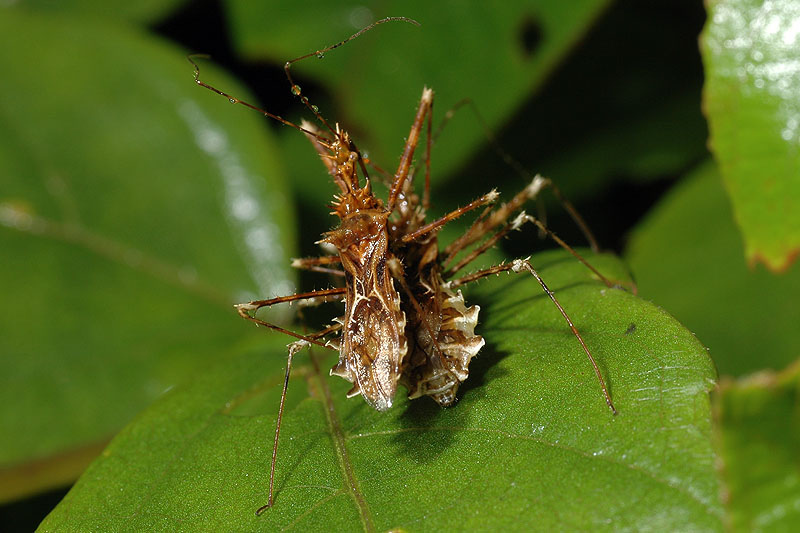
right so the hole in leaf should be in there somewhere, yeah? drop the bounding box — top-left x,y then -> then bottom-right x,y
519,15 -> 543,58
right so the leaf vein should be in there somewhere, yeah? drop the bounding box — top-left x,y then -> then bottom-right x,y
309,351 -> 375,532
0,203 -> 230,306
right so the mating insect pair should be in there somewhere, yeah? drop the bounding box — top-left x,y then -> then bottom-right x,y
191,16 -> 618,514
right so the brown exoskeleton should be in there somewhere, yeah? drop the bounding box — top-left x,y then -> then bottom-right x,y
190,17 -> 618,515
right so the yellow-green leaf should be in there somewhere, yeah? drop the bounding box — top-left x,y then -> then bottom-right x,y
701,0 -> 800,271
714,361 -> 800,531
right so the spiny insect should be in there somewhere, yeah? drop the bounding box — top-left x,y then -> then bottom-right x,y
190,16 -> 619,515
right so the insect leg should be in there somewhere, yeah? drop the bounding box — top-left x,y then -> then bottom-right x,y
290,256 -> 345,277
257,321 -> 343,515
422,86 -> 434,210
508,213 -> 623,289
443,175 -> 550,262
400,189 -> 499,243
449,259 -> 617,415
388,88 -> 435,211
238,291 -> 344,512
236,288 -> 346,348
444,211 -> 618,289
444,212 -> 528,276
431,97 -> 600,252
541,180 -> 600,253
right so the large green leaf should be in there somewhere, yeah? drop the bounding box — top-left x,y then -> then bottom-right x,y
714,361 -> 800,531
39,250 -> 721,531
470,1 -> 709,206
701,0 -> 800,271
625,161 -> 800,377
0,9 -> 294,499
223,0 -> 610,208
13,0 -> 188,24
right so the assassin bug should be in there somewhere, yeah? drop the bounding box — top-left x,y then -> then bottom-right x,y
190,16 -> 619,514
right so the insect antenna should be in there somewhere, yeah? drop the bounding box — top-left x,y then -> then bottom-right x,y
187,54 -> 333,150
283,16 -> 420,137
282,17 -> 419,192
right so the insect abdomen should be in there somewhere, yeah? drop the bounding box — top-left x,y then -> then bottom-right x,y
405,283 -> 484,405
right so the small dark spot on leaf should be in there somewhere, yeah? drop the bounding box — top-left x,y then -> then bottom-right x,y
519,15 -> 543,58
625,323 -> 636,335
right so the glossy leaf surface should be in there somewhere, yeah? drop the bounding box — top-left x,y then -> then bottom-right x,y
39,251 -> 721,531
626,161 -> 800,376
701,0 -> 800,271
0,9 -> 294,500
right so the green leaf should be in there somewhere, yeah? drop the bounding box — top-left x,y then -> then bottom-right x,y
10,0 -> 188,24
714,361 -> 800,531
701,0 -> 800,271
223,0 -> 611,207
0,9 -> 295,499
541,89 -> 708,199
39,250 -> 721,531
625,161 -> 800,377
